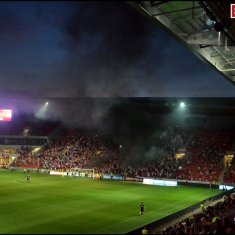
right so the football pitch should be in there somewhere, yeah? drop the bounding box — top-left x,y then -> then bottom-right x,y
0,170 -> 221,234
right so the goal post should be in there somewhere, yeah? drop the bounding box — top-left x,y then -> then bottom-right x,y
75,168 -> 95,180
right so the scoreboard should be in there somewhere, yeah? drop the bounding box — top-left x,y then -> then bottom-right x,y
0,109 -> 12,121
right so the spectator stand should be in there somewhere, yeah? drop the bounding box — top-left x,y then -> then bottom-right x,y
127,188 -> 235,235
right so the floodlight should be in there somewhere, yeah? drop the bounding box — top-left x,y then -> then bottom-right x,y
36,102 -> 49,119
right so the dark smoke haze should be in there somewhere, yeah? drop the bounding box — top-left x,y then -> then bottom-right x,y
58,1 -> 166,97
0,1 -> 234,164
0,96 -> 174,163
0,2 -> 232,97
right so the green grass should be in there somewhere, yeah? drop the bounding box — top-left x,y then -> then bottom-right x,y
0,170 -> 220,234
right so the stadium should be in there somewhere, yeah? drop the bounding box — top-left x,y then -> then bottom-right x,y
0,97 -> 235,234
0,1 -> 235,235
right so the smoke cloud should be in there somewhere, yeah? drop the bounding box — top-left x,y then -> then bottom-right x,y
57,1 -> 167,97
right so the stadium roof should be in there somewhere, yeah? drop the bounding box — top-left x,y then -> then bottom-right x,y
127,1 -> 235,85
129,97 -> 235,115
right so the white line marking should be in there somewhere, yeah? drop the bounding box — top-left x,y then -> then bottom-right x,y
93,190 -> 212,233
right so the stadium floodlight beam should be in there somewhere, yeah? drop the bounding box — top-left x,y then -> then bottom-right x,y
180,102 -> 185,108
36,101 -> 49,119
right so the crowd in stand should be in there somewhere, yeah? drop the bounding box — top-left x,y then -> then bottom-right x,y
160,193 -> 235,234
119,126 -> 190,179
9,126 -> 234,184
159,126 -> 191,157
121,156 -> 178,179
224,166 -> 235,184
177,128 -> 232,182
9,126 -> 186,178
12,146 -> 38,168
15,129 -> 121,172
6,126 -> 235,185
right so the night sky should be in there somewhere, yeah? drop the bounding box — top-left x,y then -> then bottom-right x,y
0,1 -> 234,99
